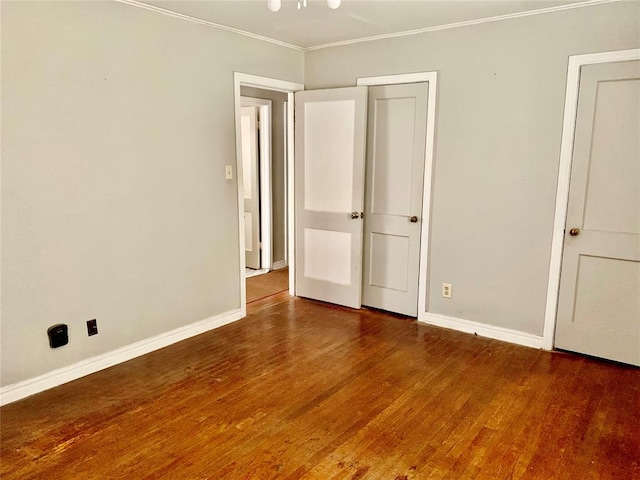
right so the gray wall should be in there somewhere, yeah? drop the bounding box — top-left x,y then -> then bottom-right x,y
240,87 -> 288,266
2,0 -> 638,390
0,1 -> 303,386
305,1 -> 640,336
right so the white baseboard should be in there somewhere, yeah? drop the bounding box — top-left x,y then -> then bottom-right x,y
0,308 -> 244,406
272,260 -> 287,270
419,312 -> 544,349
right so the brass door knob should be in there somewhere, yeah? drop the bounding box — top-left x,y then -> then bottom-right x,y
569,227 -> 580,236
410,216 -> 418,223
350,211 -> 360,219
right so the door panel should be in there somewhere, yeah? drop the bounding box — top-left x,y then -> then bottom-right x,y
371,96 -> 417,216
304,100 -> 356,212
573,256 -> 639,333
242,106 -> 261,270
555,60 -> 640,366
304,228 -> 352,285
362,83 -> 429,317
369,233 -> 410,292
582,77 -> 640,235
295,86 -> 368,309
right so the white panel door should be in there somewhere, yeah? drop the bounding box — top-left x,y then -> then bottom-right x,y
362,83 -> 429,317
241,106 -> 261,270
555,60 -> 640,366
295,87 -> 368,308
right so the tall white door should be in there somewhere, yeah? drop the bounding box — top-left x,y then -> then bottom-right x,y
362,83 -> 429,317
555,60 -> 640,366
294,87 -> 368,308
241,106 -> 261,270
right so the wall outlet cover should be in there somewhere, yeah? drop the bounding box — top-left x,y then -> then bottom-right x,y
87,319 -> 98,336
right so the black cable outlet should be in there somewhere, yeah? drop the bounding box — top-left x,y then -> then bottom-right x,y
48,324 -> 69,348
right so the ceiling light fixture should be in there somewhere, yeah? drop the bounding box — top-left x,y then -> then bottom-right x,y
267,0 -> 281,12
267,0 -> 341,12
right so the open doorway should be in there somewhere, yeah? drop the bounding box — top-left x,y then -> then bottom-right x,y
240,91 -> 288,301
233,73 -> 304,314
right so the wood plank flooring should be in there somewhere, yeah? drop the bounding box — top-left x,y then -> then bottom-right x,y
246,268 -> 289,304
1,293 -> 639,479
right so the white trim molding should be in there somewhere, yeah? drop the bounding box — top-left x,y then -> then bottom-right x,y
286,97 -> 296,295
115,0 -> 303,51
357,71 -> 438,323
307,0 -> 618,51
542,48 -> 640,351
0,309 -> 243,406
421,313 -> 544,350
116,0 -> 616,52
357,72 -> 436,87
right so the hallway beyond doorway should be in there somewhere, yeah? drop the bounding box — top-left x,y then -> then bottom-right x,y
246,267 -> 288,303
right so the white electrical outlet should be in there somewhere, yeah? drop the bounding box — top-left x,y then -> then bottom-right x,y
442,283 -> 452,299
225,165 -> 233,180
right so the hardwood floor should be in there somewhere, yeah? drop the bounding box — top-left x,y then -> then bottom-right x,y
1,293 -> 639,479
246,268 -> 289,303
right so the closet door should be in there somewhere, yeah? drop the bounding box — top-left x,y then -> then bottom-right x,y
362,83 -> 429,317
294,87 -> 368,308
555,60 -> 640,365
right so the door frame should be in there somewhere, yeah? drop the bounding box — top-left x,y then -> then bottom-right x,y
542,48 -> 640,350
357,71 -> 438,320
240,96 -> 273,272
234,73 -> 304,316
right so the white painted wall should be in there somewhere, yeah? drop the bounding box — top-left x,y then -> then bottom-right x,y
0,1 -> 303,387
304,1 -> 640,336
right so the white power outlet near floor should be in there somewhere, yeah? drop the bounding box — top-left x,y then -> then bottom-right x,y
442,283 -> 452,299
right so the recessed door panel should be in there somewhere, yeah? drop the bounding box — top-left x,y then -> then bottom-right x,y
244,213 -> 253,252
371,97 -> 417,216
582,78 -> 640,235
573,256 -> 639,333
304,228 -> 352,285
304,100 -> 356,213
369,233 -> 410,292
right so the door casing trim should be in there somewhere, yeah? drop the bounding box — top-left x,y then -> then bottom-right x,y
357,71 -> 438,320
542,48 -> 640,350
234,73 -> 304,316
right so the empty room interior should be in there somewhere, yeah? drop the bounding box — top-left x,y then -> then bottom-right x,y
1,0 -> 639,478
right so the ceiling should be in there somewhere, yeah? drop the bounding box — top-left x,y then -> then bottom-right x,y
135,0 -> 600,49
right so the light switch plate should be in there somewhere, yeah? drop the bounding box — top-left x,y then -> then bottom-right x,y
225,165 -> 233,180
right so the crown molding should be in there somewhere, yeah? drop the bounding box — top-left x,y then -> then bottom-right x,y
114,0 -> 304,51
305,0 -> 620,51
116,0 -> 619,52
